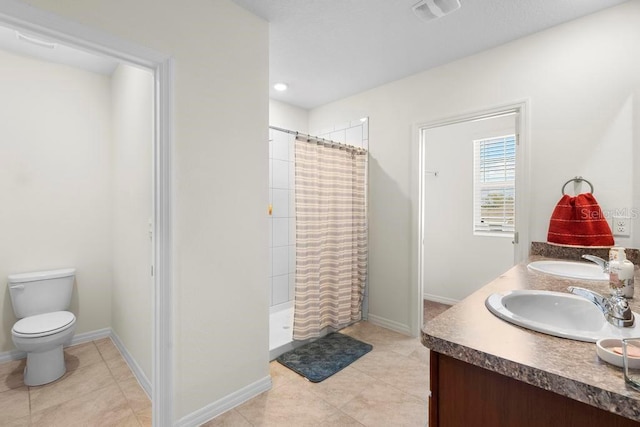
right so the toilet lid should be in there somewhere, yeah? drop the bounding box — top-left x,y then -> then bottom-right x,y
13,311 -> 75,338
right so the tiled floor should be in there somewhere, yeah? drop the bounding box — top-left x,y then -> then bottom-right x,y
0,338 -> 151,426
204,301 -> 451,427
424,300 -> 451,323
0,301 -> 450,427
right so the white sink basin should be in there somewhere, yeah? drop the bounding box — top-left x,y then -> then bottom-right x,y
485,290 -> 640,342
527,260 -> 608,281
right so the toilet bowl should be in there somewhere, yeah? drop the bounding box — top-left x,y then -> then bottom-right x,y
7,268 -> 76,386
11,311 -> 76,386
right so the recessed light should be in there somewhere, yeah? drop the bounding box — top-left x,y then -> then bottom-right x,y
273,83 -> 288,92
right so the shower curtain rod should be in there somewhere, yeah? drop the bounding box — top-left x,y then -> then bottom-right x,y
269,126 -> 367,155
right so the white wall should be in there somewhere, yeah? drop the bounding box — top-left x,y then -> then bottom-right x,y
423,115 -> 515,302
0,48 -> 113,352
269,99 -> 308,133
111,64 -> 153,381
21,0 -> 270,419
309,2 -> 640,330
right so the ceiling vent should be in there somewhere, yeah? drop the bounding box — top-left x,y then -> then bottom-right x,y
412,0 -> 461,21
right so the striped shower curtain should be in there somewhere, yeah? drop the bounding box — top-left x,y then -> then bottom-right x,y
293,137 -> 368,340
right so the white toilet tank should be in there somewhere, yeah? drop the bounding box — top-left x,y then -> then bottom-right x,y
8,268 -> 76,319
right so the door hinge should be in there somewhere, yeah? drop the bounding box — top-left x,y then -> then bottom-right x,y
512,231 -> 519,244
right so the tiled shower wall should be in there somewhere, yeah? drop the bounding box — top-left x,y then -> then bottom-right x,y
268,128 -> 296,309
268,119 -> 369,312
313,118 -> 369,151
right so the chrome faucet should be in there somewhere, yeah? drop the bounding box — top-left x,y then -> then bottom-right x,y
581,254 -> 609,272
568,286 -> 635,327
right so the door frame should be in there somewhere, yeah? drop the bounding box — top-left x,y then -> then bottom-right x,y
410,101 -> 530,337
0,2 -> 174,425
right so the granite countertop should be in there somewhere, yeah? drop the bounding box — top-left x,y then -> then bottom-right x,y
422,256 -> 640,422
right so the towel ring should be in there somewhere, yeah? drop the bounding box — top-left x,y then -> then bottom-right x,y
561,176 -> 594,195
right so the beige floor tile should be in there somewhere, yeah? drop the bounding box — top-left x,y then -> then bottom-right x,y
95,337 -> 123,361
236,380 -> 337,426
349,349 -> 429,401
318,410 -> 365,426
105,354 -> 136,383
340,321 -> 388,342
2,415 -> 31,427
408,344 -> 431,366
31,383 -> 139,427
136,406 -> 152,427
290,366 -> 378,409
64,341 -> 104,372
359,329 -> 420,357
341,382 -> 427,427
0,386 -> 30,423
119,377 -> 151,414
202,409 -> 252,426
0,359 -> 26,392
29,358 -> 116,412
424,300 -> 451,324
269,360 -> 299,389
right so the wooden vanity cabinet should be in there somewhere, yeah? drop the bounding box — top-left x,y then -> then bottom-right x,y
429,352 -> 639,427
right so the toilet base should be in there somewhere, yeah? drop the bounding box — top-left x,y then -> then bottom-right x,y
24,344 -> 66,386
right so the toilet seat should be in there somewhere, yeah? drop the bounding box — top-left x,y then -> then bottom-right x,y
12,311 -> 76,338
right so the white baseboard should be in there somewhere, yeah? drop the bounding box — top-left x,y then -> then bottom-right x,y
110,330 -> 152,398
0,348 -> 25,364
176,376 -> 272,427
366,313 -> 411,336
423,293 -> 459,306
70,327 -> 112,345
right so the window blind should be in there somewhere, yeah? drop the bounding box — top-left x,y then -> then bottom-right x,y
473,135 -> 516,236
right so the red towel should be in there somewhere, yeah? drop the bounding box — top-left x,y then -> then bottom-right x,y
547,193 -> 614,247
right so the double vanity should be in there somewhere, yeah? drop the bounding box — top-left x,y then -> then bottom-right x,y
422,246 -> 640,426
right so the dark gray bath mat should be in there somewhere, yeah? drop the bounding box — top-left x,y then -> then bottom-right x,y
276,332 -> 372,382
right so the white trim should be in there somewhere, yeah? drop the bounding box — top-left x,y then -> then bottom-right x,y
70,327 -> 112,344
153,53 -> 175,427
411,101 -> 531,338
423,293 -> 460,306
111,331 -> 152,398
0,3 -> 175,426
175,376 -> 272,427
366,313 -> 412,336
410,120 -> 425,338
0,349 -> 24,364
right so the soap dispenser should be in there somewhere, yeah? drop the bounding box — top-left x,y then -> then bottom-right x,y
609,247 -> 635,298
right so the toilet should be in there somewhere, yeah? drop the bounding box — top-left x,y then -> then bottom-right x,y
8,268 -> 77,386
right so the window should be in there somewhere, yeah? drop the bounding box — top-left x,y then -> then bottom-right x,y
473,135 -> 516,236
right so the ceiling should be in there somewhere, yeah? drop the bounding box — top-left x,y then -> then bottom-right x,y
231,0 -> 629,110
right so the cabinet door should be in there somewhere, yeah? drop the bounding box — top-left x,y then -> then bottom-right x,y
430,352 -> 638,427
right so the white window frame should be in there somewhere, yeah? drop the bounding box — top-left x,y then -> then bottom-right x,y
473,134 -> 516,237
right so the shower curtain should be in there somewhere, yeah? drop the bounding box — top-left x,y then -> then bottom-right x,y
293,137 -> 368,340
